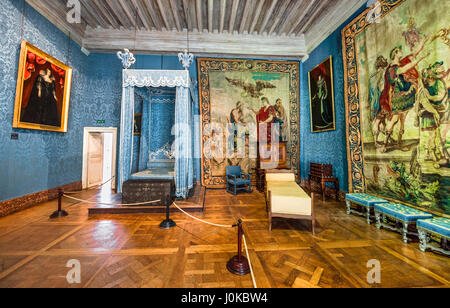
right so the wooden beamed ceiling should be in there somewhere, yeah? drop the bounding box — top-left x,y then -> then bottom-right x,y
25,0 -> 367,58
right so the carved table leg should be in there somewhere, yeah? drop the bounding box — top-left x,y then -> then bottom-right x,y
402,222 -> 409,243
443,238 -> 449,251
375,212 -> 382,229
366,206 -> 371,225
345,200 -> 351,215
418,229 -> 428,252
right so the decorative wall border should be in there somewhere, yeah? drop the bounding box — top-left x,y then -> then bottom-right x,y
197,57 -> 300,188
0,181 -> 82,217
342,0 -> 405,193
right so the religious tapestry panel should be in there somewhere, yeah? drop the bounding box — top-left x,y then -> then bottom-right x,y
198,58 -> 300,188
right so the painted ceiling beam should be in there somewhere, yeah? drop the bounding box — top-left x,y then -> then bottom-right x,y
287,0 -> 316,36
156,0 -> 171,30
278,0 -> 304,35
249,0 -> 265,34
268,0 -> 290,36
208,0 -> 214,33
259,0 -> 278,35
239,0 -> 252,34
219,0 -> 226,33
130,0 -> 154,30
229,0 -> 240,33
195,0 -> 203,32
296,0 -> 329,35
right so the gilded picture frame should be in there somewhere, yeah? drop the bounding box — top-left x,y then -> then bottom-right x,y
308,56 -> 336,133
198,57 -> 300,188
13,41 -> 73,133
342,0 -> 450,217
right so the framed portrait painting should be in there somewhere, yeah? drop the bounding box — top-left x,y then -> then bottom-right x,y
13,41 -> 73,133
308,56 -> 336,133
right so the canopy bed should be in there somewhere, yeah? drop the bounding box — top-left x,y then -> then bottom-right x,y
131,86 -> 176,181
117,49 -> 195,199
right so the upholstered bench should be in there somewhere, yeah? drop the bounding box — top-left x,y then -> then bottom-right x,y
374,203 -> 433,243
345,193 -> 388,224
417,218 -> 450,256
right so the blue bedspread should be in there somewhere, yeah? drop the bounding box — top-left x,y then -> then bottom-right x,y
130,167 -> 175,180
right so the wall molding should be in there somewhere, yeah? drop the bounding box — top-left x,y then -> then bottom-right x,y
0,181 -> 81,217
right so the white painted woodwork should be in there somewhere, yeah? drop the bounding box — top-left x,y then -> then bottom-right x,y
83,28 -> 307,58
87,132 -> 104,187
82,127 -> 117,190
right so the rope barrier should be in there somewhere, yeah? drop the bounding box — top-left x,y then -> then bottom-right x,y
64,177 -> 116,194
172,202 -> 236,228
242,234 -> 257,289
62,194 -> 161,206
61,190 -> 254,285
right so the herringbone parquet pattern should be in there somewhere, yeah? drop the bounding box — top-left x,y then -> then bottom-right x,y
0,187 -> 448,288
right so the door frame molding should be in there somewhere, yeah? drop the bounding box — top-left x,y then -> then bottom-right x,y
82,127 -> 118,190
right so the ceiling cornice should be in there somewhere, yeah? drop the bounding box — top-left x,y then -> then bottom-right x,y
82,29 -> 307,59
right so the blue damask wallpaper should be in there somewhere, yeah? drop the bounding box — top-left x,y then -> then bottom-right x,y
0,0 -> 199,202
1,0 -> 363,203
1,0 -> 87,201
300,6 -> 365,191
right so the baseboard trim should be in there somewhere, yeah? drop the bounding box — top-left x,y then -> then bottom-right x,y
0,181 -> 82,217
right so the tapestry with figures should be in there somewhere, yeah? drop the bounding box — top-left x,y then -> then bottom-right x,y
343,0 -> 449,216
198,58 -> 300,188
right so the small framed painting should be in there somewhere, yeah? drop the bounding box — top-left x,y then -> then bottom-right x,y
13,41 -> 73,132
308,56 -> 336,133
134,113 -> 142,136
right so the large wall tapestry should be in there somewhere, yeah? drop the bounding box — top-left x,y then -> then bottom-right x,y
343,0 -> 449,216
13,41 -> 73,132
198,58 -> 300,188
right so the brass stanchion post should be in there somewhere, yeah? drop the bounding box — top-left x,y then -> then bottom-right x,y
227,219 -> 250,275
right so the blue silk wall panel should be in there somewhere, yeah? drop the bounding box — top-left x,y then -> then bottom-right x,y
300,6 -> 366,192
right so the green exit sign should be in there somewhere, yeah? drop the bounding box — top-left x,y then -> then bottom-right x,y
97,120 -> 105,124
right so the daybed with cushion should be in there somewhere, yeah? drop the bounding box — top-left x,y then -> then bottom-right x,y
265,170 -> 315,234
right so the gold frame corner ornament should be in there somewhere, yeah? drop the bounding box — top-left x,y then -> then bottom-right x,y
13,41 -> 73,133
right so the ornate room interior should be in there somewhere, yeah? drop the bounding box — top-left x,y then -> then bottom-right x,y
0,0 -> 448,289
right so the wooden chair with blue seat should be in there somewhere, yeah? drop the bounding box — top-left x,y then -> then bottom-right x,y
226,166 -> 252,195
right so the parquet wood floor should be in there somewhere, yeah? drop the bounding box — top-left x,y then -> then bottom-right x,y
0,188 -> 448,288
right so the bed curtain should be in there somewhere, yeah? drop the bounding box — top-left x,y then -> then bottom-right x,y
118,69 -> 194,199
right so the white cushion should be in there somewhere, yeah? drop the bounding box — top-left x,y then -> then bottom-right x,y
270,186 -> 311,216
266,173 -> 296,182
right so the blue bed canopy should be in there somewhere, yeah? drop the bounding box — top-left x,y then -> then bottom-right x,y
117,49 -> 195,199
